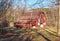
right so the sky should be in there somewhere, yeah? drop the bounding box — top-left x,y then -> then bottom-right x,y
11,0 -> 58,9
0,0 -> 58,9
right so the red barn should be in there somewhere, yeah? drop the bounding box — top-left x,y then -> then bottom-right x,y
14,11 -> 46,28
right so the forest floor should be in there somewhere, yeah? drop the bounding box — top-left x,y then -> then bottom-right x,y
0,26 -> 60,41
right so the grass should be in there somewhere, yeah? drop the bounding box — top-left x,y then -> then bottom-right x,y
44,26 -> 60,36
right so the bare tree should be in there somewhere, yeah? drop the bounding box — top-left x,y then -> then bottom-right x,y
0,0 -> 14,27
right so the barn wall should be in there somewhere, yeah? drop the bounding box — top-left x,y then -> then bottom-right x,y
36,8 -> 59,27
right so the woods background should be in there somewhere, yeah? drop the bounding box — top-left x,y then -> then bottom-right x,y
0,0 -> 59,34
